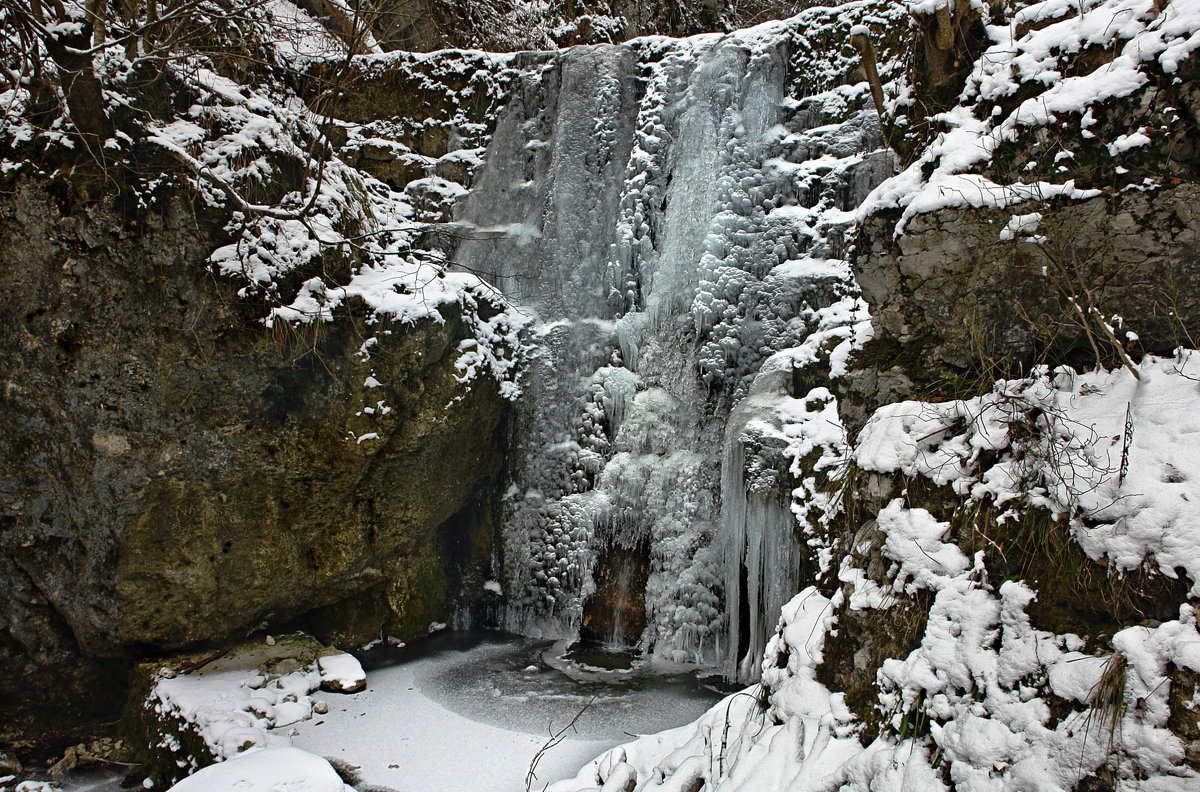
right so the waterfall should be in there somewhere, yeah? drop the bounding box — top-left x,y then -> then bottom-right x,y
451,21 -> 892,678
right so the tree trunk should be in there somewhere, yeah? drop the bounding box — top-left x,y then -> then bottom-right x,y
88,0 -> 108,48
44,27 -> 114,144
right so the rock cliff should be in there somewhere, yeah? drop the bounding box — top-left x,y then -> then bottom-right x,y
0,177 -> 506,746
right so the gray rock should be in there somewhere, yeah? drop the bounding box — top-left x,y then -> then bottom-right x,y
847,185 -> 1200,426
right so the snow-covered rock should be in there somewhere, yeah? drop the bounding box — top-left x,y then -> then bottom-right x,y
317,653 -> 366,694
133,635 -> 360,787
166,747 -> 355,792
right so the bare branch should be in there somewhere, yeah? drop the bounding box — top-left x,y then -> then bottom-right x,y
148,133 -> 328,221
525,693 -> 599,792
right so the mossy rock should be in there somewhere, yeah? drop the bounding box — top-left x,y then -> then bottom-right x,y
0,175 -> 509,747
848,184 -> 1200,425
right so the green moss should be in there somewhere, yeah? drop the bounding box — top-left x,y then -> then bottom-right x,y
133,706 -> 217,790
815,449 -> 1187,748
1168,667 -> 1200,770
847,336 -> 924,376
790,360 -> 832,396
958,502 -> 1188,640
816,593 -> 932,743
121,635 -> 340,789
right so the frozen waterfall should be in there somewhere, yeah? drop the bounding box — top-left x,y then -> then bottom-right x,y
451,24 -> 892,680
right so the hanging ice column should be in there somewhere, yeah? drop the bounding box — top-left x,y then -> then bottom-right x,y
721,411 -> 804,681
450,19 -> 893,677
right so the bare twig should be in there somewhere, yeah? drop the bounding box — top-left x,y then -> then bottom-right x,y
525,693 -> 600,792
177,645 -> 232,674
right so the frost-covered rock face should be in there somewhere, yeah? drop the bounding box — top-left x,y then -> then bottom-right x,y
0,179 -> 507,744
541,0 -> 1200,786
443,7 -> 900,677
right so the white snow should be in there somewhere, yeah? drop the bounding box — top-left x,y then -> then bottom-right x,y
856,354 -> 1200,592
263,0 -> 344,65
860,0 -> 1200,232
316,654 -> 365,693
548,350 -> 1200,792
144,636 -> 721,792
289,639 -> 722,792
147,649 -> 325,773
554,561 -> 1200,792
1108,131 -> 1153,155
292,656 -> 607,791
129,44 -> 536,405
876,500 -> 972,592
12,1 -> 1200,790
167,747 -> 352,792
467,5 -> 895,664
999,211 -> 1043,241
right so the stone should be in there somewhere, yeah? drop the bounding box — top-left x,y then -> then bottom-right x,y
126,633 -> 341,786
271,658 -> 303,676
0,750 -> 22,774
47,745 -> 77,775
0,178 -> 509,747
91,432 -> 131,457
849,185 -> 1200,425
357,141 -> 399,161
317,653 -> 367,694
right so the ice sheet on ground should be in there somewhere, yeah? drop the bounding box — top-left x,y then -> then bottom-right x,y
289,634 -> 723,792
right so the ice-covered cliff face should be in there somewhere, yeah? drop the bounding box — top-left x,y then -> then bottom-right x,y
530,0 -> 1200,785
451,10 -> 895,678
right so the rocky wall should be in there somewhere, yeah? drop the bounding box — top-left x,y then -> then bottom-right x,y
0,177 -> 507,748
845,184 -> 1200,425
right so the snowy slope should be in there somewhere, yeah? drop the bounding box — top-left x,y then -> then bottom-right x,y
549,354 -> 1200,791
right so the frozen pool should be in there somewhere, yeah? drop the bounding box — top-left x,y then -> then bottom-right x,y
289,631 -> 726,792
39,631 -> 724,792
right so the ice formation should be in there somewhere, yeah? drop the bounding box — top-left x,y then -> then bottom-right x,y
517,0 -> 1200,784
451,6 -> 896,677
548,356 -> 1200,792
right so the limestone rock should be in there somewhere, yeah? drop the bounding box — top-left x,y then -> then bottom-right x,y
0,750 -> 22,774
0,179 -> 507,746
316,653 -> 367,694
848,185 -> 1200,425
